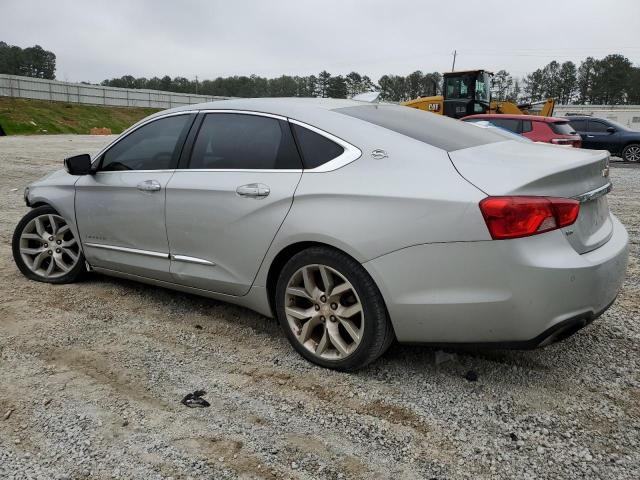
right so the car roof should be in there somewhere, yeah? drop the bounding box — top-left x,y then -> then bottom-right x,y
461,113 -> 568,123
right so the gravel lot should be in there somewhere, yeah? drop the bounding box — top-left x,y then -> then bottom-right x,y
1,135 -> 639,480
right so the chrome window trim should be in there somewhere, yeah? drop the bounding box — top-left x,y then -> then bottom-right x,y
84,242 -> 168,258
197,109 -> 287,121
288,119 -> 362,172
91,110 -> 198,165
171,254 -> 216,266
90,108 -> 361,174
94,169 -> 176,174
572,182 -> 612,203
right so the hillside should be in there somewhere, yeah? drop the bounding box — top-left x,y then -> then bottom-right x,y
0,97 -> 160,135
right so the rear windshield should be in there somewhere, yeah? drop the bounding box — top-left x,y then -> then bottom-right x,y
334,104 -> 505,151
550,122 -> 576,135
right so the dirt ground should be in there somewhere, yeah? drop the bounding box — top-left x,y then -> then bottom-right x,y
1,135 -> 639,480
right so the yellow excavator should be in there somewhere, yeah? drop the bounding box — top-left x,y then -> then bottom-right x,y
401,69 -> 555,119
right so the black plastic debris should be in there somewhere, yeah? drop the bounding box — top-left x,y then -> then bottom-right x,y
194,324 -> 203,330
181,390 -> 210,408
464,370 -> 478,382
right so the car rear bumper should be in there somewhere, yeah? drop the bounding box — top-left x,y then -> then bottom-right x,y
363,214 -> 629,345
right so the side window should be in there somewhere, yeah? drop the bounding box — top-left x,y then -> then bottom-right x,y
291,124 -> 344,169
569,119 -> 587,131
588,121 -> 609,133
189,113 -> 301,169
521,120 -> 533,133
100,115 -> 191,171
489,118 -> 520,133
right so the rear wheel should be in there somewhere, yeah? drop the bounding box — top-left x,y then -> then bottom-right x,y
622,144 -> 640,162
275,246 -> 394,371
12,206 -> 85,284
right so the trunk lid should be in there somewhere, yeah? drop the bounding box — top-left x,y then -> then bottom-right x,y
449,140 -> 612,254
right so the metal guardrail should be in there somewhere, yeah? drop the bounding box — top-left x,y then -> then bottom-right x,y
0,74 -> 231,109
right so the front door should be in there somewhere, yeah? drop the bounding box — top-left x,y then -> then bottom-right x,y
165,112 -> 303,296
583,119 -> 614,151
75,113 -> 194,281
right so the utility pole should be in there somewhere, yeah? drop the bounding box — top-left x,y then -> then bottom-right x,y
451,50 -> 457,71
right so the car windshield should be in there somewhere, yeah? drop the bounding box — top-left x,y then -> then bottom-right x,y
444,74 -> 474,100
475,72 -> 491,103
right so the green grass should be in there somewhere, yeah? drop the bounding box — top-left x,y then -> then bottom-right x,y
0,97 -> 161,135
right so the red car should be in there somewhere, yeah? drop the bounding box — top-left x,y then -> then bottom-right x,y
461,114 -> 582,148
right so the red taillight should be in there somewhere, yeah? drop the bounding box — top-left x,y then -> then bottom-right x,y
479,196 -> 580,240
551,138 -> 573,145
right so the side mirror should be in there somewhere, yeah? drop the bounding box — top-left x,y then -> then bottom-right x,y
606,126 -> 616,134
64,154 -> 92,175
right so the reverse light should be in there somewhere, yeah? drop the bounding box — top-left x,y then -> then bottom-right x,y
479,196 -> 580,240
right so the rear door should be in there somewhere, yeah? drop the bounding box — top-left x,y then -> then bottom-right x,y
165,111 -> 303,296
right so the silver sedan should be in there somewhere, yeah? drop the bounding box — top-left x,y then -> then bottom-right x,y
13,98 -> 629,370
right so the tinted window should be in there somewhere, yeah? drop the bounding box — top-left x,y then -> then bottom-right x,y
189,114 -> 301,169
521,120 -> 532,133
291,124 -> 344,169
549,122 -> 576,135
569,119 -> 587,131
588,121 -> 610,133
336,105 -> 504,151
488,118 -> 520,133
100,115 -> 191,171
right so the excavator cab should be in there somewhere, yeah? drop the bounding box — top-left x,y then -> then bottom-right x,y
442,70 -> 492,118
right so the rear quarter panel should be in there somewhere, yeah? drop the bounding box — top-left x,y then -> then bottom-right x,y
253,123 -> 489,288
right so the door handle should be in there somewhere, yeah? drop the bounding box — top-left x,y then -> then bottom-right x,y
586,135 -> 595,138
137,180 -> 161,192
236,183 -> 270,199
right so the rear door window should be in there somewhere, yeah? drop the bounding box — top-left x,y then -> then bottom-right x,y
521,120 -> 533,133
291,124 -> 344,169
488,118 -> 521,133
189,113 -> 302,170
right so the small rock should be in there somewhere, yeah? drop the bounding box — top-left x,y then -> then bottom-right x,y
291,462 -> 298,469
3,409 -> 13,420
509,433 -> 518,442
464,370 -> 478,382
194,325 -> 203,330
43,398 -> 52,406
121,420 -> 129,427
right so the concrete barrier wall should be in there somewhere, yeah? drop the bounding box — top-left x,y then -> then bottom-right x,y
554,104 -> 640,129
0,74 -> 231,108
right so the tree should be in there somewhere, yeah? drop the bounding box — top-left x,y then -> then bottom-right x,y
0,41 -> 56,79
326,75 -> 347,98
590,54 -> 633,104
557,61 -> 577,104
577,57 -> 597,104
491,70 -> 513,101
316,71 -> 331,97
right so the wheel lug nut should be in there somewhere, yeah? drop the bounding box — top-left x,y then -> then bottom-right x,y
56,248 -> 61,253
56,240 -> 61,245
48,236 -> 54,241
314,304 -> 320,311
48,250 -> 53,255
330,315 -> 337,322
320,295 -> 326,303
331,303 -> 338,310
44,243 -> 48,248
320,316 -> 325,322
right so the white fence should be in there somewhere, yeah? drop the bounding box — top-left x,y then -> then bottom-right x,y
0,74 -> 231,109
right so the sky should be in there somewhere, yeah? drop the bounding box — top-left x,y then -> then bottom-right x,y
2,0 -> 640,83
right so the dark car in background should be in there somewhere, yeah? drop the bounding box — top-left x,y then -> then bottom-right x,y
461,114 -> 582,148
567,116 -> 640,162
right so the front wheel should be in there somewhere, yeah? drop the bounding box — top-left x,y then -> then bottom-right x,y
275,246 -> 394,371
622,144 -> 640,162
12,205 -> 86,284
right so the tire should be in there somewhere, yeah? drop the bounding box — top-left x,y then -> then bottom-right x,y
12,205 -> 86,284
275,246 -> 394,371
622,144 -> 640,162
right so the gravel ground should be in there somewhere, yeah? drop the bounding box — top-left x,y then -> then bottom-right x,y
0,135 -> 639,480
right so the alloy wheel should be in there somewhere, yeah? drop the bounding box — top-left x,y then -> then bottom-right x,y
18,214 -> 81,279
284,264 -> 364,360
625,145 -> 640,162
